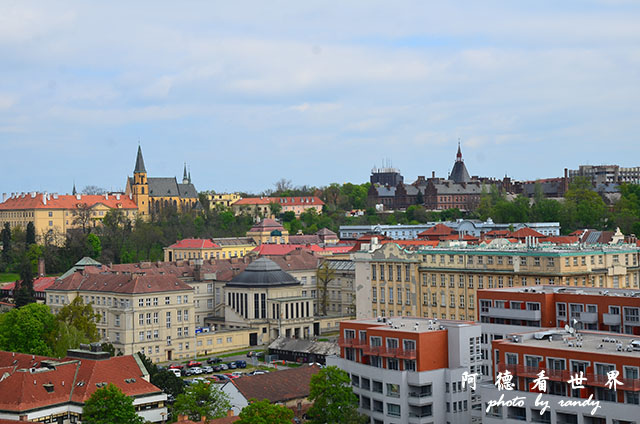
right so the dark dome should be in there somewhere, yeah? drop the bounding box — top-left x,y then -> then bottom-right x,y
227,257 -> 299,287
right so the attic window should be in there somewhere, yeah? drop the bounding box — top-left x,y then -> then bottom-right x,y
43,383 -> 54,393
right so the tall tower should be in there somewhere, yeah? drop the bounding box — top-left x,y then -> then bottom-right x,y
182,163 -> 189,184
132,145 -> 150,217
456,140 -> 463,162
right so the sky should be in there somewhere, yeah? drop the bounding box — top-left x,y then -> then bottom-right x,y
1,0 -> 640,196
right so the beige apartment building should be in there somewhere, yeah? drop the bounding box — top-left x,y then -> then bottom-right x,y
354,239 -> 640,321
46,271 -> 196,363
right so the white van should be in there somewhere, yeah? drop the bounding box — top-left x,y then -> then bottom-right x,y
169,368 -> 181,378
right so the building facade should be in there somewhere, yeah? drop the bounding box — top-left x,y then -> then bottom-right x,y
331,317 -> 482,424
163,237 -> 256,262
481,328 -> 640,424
353,240 -> 640,323
232,196 -> 324,218
0,192 -> 137,242
124,146 -> 199,219
46,270 -> 196,363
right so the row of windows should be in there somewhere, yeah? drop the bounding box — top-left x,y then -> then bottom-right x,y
370,264 -> 413,282
371,286 -> 412,306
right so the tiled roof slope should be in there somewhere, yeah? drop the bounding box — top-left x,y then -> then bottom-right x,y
0,194 -> 137,210
169,239 -> 219,249
48,272 -> 193,294
230,365 -> 319,403
0,351 -> 161,413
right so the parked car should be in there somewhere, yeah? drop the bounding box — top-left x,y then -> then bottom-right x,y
248,370 -> 268,376
202,366 -> 214,374
207,375 -> 221,382
207,357 -> 222,364
187,360 -> 202,368
234,360 -> 247,368
214,374 -> 230,381
169,369 -> 181,378
227,362 -> 237,369
191,377 -> 209,385
169,363 -> 183,370
220,363 -> 229,370
212,364 -> 223,372
230,371 -> 243,378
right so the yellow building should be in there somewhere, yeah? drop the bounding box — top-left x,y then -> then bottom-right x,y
207,193 -> 241,208
163,237 -> 256,262
246,218 -> 289,245
0,192 -> 138,242
354,239 -> 640,322
125,146 -> 199,219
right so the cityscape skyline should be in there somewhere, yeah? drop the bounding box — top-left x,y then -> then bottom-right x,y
2,1 -> 640,194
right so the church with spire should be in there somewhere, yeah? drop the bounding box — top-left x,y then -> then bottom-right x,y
125,146 -> 199,218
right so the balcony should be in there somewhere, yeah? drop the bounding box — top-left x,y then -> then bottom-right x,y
338,337 -> 368,349
623,316 -> 640,326
579,312 -> 598,324
497,364 -> 640,391
602,313 -> 620,326
361,345 -> 417,359
486,307 -> 541,320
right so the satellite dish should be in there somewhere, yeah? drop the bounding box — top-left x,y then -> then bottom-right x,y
564,325 -> 570,332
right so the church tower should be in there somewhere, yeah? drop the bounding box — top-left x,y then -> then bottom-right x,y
132,145 -> 150,217
449,141 -> 471,183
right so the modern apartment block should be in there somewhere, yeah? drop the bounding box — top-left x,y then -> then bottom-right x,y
481,328 -> 640,424
353,240 -> 640,323
330,317 -> 483,424
478,286 -> 640,335
569,164 -> 640,185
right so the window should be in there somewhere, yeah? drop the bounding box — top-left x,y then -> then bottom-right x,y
371,265 -> 376,280
166,312 -> 171,328
372,287 -> 377,302
139,313 -> 144,325
165,296 -> 170,305
386,403 -> 400,417
386,383 -> 400,397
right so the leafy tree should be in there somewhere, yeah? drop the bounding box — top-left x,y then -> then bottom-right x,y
87,233 -> 102,259
138,353 -> 184,399
82,383 -> 144,424
307,366 -> 367,424
562,177 -> 608,231
316,262 -> 335,316
73,203 -> 93,233
0,303 -> 56,355
269,201 -> 282,218
173,381 -> 231,421
14,253 -> 36,307
1,222 -> 11,265
54,296 -> 100,343
26,222 -> 36,245
236,399 -> 294,424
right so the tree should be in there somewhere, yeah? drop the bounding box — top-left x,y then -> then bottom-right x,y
173,381 -> 231,422
82,383 -> 144,424
138,353 -> 184,399
316,262 -> 335,316
54,297 -> 100,343
14,253 -> 36,307
307,366 -> 366,424
0,303 -> 56,356
87,233 -> 102,259
236,399 -> 294,424
26,222 -> 36,245
268,201 -> 282,218
81,185 -> 107,195
1,222 -> 11,264
73,203 -> 93,233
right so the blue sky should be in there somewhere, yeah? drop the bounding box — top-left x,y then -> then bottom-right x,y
1,0 -> 639,195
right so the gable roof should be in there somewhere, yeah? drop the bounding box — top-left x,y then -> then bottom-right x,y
48,272 -> 193,294
0,194 -> 137,211
249,218 -> 285,232
509,227 -> 545,239
169,238 -> 219,249
418,223 -> 455,237
230,365 -> 319,403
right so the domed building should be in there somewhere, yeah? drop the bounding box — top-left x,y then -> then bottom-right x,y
224,257 -> 315,343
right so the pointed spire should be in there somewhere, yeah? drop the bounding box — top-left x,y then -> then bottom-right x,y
188,167 -> 191,184
72,181 -> 77,196
134,145 -> 147,174
456,139 -> 462,162
183,162 -> 187,180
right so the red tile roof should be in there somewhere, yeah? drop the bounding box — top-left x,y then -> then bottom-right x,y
168,238 -> 219,249
48,272 -> 193,294
509,227 -> 545,239
230,365 -> 319,403
541,236 -> 579,244
2,277 -> 56,292
0,351 -> 161,413
417,223 -> 455,237
0,194 -> 137,210
249,218 -> 285,232
381,240 -> 440,247
252,244 -> 299,256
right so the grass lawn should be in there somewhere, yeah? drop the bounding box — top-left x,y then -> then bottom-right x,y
0,273 -> 18,283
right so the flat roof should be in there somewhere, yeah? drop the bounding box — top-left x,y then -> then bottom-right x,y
500,329 -> 640,358
345,316 -> 479,333
480,285 -> 640,297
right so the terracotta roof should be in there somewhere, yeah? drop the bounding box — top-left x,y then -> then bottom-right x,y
48,272 -> 193,294
2,277 -> 56,292
230,365 -> 319,403
541,236 -> 579,244
0,351 -> 161,413
509,227 -> 545,239
418,223 -> 455,237
381,240 -> 440,247
484,230 -> 510,236
169,238 -> 219,249
316,228 -> 337,237
252,244 -> 299,256
0,194 -> 137,210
